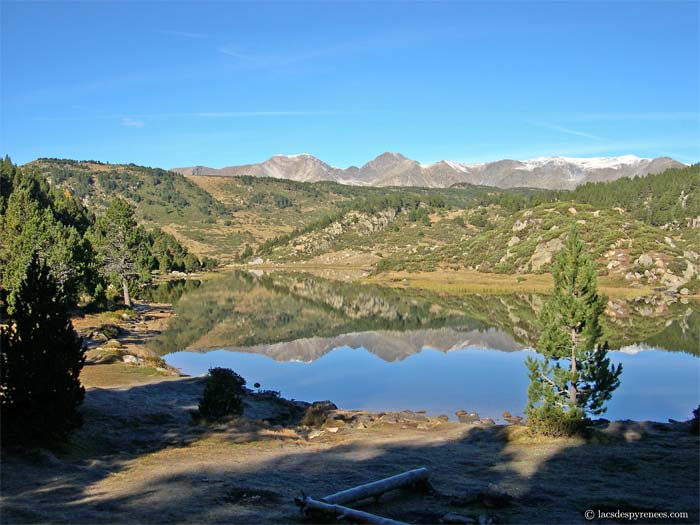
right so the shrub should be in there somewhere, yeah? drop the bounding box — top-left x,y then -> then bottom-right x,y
198,367 -> 246,420
525,405 -> 589,437
690,406 -> 699,435
1,254 -> 86,445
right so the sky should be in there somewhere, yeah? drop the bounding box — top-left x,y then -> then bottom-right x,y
1,1 -> 699,169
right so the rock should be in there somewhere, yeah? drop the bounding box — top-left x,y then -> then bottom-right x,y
507,235 -> 520,247
680,288 -> 690,295
248,257 -> 264,265
417,423 -> 429,430
379,414 -> 399,424
301,401 -> 338,427
607,260 -> 620,270
122,354 -> 140,365
661,272 -> 687,292
355,423 -> 367,430
664,236 -> 677,248
568,207 -> 577,215
441,512 -> 477,524
683,261 -> 696,280
530,237 -> 564,271
576,219 -> 586,225
624,429 -> 644,442
104,339 -> 123,349
636,254 -> 654,267
437,415 -> 450,422
512,220 -> 528,232
326,427 -> 340,433
307,430 -> 324,440
593,210 -> 600,217
457,412 -> 480,424
479,418 -> 496,426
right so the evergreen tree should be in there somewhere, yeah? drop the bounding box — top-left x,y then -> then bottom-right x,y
525,225 -> 622,433
1,254 -> 86,445
0,183 -> 95,311
89,197 -> 141,306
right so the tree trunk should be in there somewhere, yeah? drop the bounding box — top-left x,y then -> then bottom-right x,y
296,497 -> 408,525
322,467 -> 430,505
569,328 -> 578,406
122,278 -> 131,307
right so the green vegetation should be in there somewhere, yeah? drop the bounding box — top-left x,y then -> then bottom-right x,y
525,227 -> 622,436
377,201 -> 698,289
1,157 -> 98,310
1,254 -> 86,445
471,163 -> 700,227
1,157 -> 213,313
27,158 -> 229,259
198,367 -> 246,420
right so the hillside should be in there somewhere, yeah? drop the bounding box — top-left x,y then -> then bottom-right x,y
172,152 -> 684,190
28,158 -> 539,262
22,158 -> 700,293
377,201 -> 698,290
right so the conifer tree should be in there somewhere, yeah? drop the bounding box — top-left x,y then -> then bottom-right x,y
1,254 -> 86,445
89,197 -> 141,306
525,225 -> 622,433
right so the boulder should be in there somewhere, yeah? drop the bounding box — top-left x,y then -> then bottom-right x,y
661,272 -> 686,292
122,354 -> 141,365
530,237 -> 564,271
635,254 -> 654,267
512,220 -> 528,232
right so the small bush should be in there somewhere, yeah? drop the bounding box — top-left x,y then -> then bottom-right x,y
198,367 -> 246,420
690,406 -> 699,435
526,405 -> 589,437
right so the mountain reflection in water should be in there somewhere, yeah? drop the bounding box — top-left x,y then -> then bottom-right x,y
153,271 -> 699,360
157,271 -> 698,421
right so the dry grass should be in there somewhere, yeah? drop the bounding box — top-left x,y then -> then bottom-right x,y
364,269 -> 654,299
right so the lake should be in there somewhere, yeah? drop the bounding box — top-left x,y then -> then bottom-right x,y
157,271 -> 700,422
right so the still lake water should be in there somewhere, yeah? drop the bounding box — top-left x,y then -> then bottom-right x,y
156,272 -> 700,422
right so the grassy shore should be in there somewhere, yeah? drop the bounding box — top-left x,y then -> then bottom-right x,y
234,263 -> 658,299
363,269 -> 657,299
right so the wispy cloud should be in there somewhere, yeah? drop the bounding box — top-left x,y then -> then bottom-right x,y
158,29 -> 209,40
570,111 -> 698,122
120,117 -> 144,127
218,30 -> 427,70
529,121 -> 604,141
32,110 -> 335,123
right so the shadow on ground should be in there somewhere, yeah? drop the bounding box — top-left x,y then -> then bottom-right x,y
2,377 -> 698,524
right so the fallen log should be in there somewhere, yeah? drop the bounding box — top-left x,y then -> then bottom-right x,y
297,496 -> 408,525
322,467 -> 430,505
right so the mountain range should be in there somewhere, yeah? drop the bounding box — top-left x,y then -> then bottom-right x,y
172,153 -> 684,190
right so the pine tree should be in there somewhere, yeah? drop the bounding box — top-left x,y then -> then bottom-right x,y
1,254 -> 86,445
525,225 -> 622,434
89,197 -> 141,306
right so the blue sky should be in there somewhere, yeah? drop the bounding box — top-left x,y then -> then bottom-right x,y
2,1 -> 698,168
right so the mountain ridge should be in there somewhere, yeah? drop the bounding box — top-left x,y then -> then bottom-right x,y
172,153 -> 684,190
